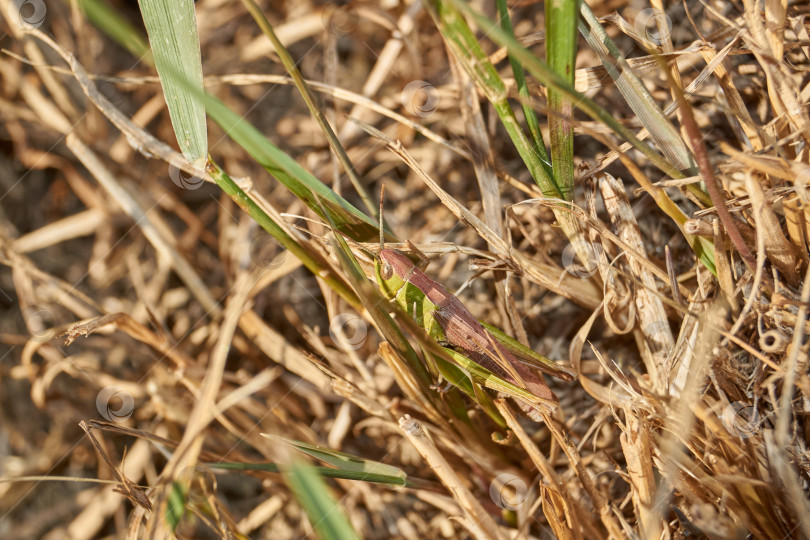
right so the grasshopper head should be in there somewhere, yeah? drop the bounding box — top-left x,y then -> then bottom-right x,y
374,249 -> 411,299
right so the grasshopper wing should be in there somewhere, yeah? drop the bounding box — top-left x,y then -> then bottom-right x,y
480,322 -> 577,381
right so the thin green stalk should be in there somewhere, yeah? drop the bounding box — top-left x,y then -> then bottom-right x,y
578,4 -> 710,207
241,0 -> 378,219
446,0 -> 685,184
495,0 -> 552,181
77,0 -> 151,61
429,1 -> 563,199
211,461 -> 414,487
546,0 -> 579,202
207,160 -> 362,311
284,462 -> 361,540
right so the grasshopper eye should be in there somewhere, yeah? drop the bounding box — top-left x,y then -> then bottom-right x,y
381,261 -> 393,280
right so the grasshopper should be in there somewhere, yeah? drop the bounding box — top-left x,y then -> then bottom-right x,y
373,232 -> 576,421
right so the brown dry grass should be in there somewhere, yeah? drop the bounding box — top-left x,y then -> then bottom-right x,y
1,0 -> 810,538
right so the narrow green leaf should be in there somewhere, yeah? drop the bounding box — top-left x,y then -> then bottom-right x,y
285,462 -> 361,540
429,0 -> 562,199
546,0 -> 579,201
240,0 -> 378,219
77,0 -> 152,61
207,162 -> 362,310
495,0 -> 552,180
578,5 -> 698,175
138,0 -> 207,162
210,461 -> 415,487
165,480 -> 187,532
445,0 -> 685,183
262,435 -> 407,480
199,89 -> 380,241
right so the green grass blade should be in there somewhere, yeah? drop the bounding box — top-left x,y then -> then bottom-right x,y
429,1 -> 562,199
76,0 -> 151,61
165,479 -> 187,532
137,3 -> 379,241
262,435 -> 408,480
207,162 -> 362,310
578,4 -> 694,173
284,462 -> 361,540
138,0 -> 207,162
546,0 -> 579,202
495,0 -> 552,181
210,461 -> 415,488
240,0 -> 378,219
201,91 -> 380,241
445,0 -> 684,183
444,0 -> 718,273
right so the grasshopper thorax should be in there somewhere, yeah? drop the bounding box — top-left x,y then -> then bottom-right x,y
375,249 -> 414,299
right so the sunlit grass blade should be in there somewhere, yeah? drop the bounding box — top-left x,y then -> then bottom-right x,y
495,0 -> 552,181
138,0 -> 207,162
206,162 -> 361,310
78,0 -> 151,61
546,0 -> 579,202
240,0 -> 378,219
284,462 -> 361,540
165,479 -> 187,532
543,0 -> 594,270
429,0 -> 562,199
201,90 -> 381,241
578,4 -> 710,207
429,0 -> 594,270
445,0 -> 685,183
578,4 -> 693,172
444,0 -> 716,273
135,19 -> 381,241
210,461 -> 419,488
261,435 -> 408,480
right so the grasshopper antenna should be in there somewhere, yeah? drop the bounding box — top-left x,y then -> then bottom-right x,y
379,184 -> 386,251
